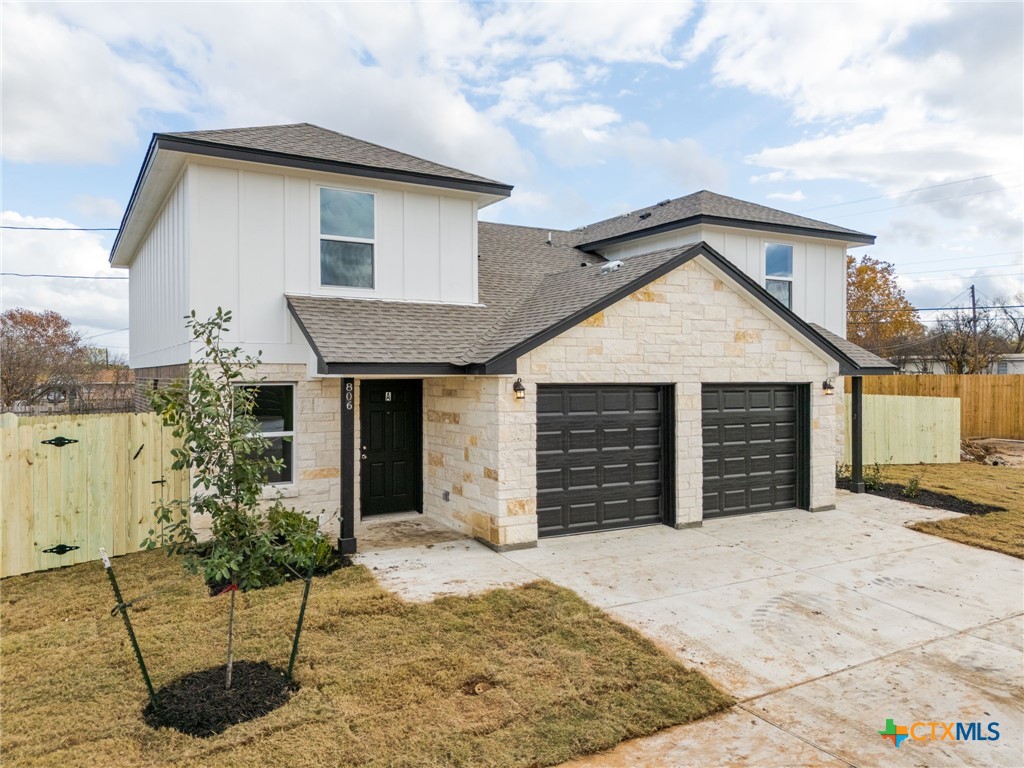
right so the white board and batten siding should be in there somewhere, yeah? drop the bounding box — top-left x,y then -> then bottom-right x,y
844,394 -> 961,465
129,173 -> 191,369
127,159 -> 480,368
597,224 -> 848,336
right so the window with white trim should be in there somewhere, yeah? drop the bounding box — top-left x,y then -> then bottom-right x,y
765,243 -> 794,309
997,361 -> 1009,374
319,187 -> 375,288
244,384 -> 294,484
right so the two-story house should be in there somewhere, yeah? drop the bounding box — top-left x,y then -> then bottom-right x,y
110,123 -> 893,553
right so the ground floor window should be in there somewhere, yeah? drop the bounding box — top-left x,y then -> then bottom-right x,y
243,384 -> 295,484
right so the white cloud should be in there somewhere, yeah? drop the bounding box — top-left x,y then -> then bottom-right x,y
766,191 -> 805,202
692,2 -> 1021,217
0,212 -> 127,337
72,196 -> 125,221
0,4 -> 187,164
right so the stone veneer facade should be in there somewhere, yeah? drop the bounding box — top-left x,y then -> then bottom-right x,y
206,257 -> 840,550
417,256 -> 839,549
190,363 -> 343,539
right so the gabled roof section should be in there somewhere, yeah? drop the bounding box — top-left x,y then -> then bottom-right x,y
161,123 -> 511,193
109,123 -> 512,266
286,223 -> 893,377
573,190 -> 875,250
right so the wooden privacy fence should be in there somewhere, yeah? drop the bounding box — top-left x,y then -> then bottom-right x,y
848,374 -> 1024,440
844,395 -> 961,465
0,412 -> 187,578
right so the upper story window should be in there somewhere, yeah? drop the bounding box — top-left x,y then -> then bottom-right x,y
320,187 -> 375,288
765,243 -> 793,309
242,384 -> 295,485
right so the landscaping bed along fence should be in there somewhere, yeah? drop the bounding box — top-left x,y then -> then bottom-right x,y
0,411 -> 187,578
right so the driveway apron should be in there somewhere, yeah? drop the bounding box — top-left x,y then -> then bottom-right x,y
358,493 -> 1024,767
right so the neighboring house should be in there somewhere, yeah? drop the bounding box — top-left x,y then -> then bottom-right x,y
110,123 -> 893,552
903,354 -> 1024,375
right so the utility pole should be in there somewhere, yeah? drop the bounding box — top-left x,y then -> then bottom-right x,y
970,284 -> 979,373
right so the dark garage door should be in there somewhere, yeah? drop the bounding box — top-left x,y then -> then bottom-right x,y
537,385 -> 671,537
702,384 -> 807,518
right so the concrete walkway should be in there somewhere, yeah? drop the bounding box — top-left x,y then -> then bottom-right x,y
357,492 -> 1024,767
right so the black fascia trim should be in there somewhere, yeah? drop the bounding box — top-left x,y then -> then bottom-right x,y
285,300 -> 329,375
482,244 -> 706,373
577,214 -> 875,252
839,365 -> 897,376
109,134 -> 161,263
325,362 -> 469,375
154,136 -> 514,198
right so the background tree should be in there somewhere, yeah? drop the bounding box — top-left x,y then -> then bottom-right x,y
0,308 -> 89,408
992,292 -> 1024,353
929,306 -> 1006,373
846,255 -> 926,363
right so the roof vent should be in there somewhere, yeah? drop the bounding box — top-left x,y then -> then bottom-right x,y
600,260 -> 624,275
638,212 -> 652,220
656,199 -> 671,206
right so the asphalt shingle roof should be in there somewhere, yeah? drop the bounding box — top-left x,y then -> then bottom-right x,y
164,123 -> 508,188
573,190 -> 873,247
809,324 -> 896,371
287,223 -> 891,374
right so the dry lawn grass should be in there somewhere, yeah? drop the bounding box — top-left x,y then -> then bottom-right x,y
886,463 -> 1024,559
1,550 -> 731,768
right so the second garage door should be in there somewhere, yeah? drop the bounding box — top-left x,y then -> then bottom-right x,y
702,384 -> 808,518
537,385 -> 671,537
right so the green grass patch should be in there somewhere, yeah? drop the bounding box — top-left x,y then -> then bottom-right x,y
1,550 -> 732,767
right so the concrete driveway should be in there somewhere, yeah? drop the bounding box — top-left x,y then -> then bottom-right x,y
357,492 -> 1024,767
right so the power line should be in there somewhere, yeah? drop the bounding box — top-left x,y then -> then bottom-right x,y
898,270 -> 1022,284
893,249 -> 1023,267
796,171 -> 1018,214
1,272 -> 128,280
83,327 -> 129,339
898,261 -> 1023,276
1,225 -> 119,231
828,184 -> 1023,221
848,304 -> 1024,313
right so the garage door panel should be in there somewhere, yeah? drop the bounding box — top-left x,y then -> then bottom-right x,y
702,384 -> 806,519
601,390 -> 633,413
633,389 -> 661,412
538,385 -> 669,537
537,467 -> 563,491
568,391 -> 599,414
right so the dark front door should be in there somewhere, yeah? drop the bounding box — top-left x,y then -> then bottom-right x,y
536,384 -> 672,537
701,384 -> 809,518
360,379 -> 422,516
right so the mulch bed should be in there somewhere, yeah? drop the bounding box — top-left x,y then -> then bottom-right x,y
837,479 -> 1005,515
143,660 -> 297,737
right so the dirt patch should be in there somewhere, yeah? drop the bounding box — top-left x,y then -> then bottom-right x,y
836,478 -> 1004,515
970,438 -> 1024,467
358,518 -> 467,551
143,660 -> 296,737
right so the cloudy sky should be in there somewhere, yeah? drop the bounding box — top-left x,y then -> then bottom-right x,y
2,1 -> 1022,357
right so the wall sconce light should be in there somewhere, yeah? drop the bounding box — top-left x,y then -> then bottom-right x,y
822,378 -> 835,396
513,378 -> 526,400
